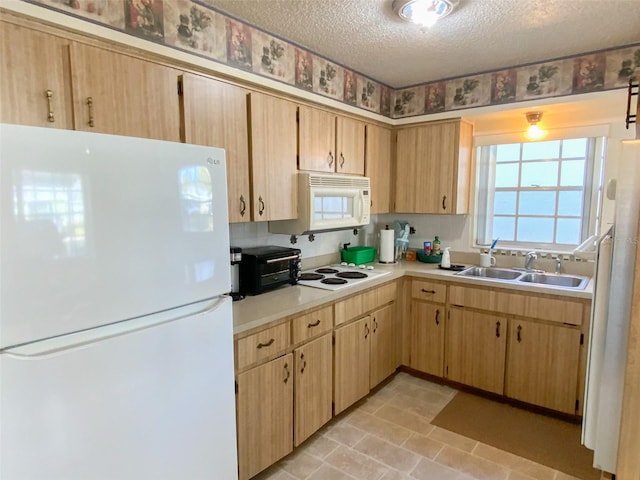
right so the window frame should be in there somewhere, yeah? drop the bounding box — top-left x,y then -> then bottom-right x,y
474,134 -> 606,252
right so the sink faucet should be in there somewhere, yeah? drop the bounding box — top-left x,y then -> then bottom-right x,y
555,256 -> 562,274
524,251 -> 538,270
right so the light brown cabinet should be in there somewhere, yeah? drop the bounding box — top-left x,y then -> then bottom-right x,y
445,308 -> 507,394
293,333 -> 333,446
334,315 -> 371,415
179,73 -> 250,223
370,303 -> 397,388
69,43 -> 181,141
394,118 -> 473,214
297,106 -> 365,175
506,318 -> 582,414
0,22 -> 73,129
248,92 -> 298,221
365,124 -> 392,214
236,354 -> 293,480
410,301 -> 445,377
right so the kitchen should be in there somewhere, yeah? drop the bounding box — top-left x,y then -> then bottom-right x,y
1,2 -> 640,480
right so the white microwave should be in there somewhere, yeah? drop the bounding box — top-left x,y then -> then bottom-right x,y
268,173 -> 371,235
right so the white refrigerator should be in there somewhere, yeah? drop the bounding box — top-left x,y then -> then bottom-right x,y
0,124 -> 238,480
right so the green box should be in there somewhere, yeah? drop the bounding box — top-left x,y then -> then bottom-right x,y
417,250 -> 442,264
341,246 -> 376,265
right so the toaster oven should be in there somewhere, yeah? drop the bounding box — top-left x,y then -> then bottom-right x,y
239,246 -> 301,295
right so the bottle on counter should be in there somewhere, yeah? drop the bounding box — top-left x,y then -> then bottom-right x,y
432,236 -> 441,255
441,247 -> 451,268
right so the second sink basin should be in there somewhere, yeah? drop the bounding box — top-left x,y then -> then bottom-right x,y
456,267 -> 522,280
518,272 -> 589,289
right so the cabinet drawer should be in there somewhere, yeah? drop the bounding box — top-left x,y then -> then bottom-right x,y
377,281 -> 397,306
334,281 -> 397,326
449,285 -> 584,326
412,280 -> 446,303
292,305 -> 333,344
236,323 -> 290,370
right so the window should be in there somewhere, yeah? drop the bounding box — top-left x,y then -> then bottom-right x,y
475,137 -> 604,250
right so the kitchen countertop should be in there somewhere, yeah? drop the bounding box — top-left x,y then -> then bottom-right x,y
233,261 -> 594,336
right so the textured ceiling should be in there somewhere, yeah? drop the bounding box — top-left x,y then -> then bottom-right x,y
203,0 -> 640,88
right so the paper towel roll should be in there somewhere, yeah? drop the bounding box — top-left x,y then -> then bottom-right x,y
379,229 -> 395,263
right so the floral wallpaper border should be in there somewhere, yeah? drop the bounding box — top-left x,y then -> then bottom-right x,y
25,0 -> 640,119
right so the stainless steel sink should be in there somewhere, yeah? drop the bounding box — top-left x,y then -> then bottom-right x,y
455,267 -> 522,280
518,272 -> 589,289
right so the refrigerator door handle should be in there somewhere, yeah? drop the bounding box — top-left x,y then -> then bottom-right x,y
3,296 -> 230,359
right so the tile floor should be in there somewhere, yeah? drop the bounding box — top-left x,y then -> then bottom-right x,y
253,372 -> 596,480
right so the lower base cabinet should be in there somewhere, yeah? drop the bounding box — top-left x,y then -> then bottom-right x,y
445,308 -> 507,394
410,301 -> 445,376
294,334 -> 333,447
334,316 -> 371,415
236,354 -> 293,480
370,303 -> 397,388
506,318 -> 581,414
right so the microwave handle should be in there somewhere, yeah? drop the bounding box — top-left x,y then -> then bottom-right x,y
265,255 -> 299,263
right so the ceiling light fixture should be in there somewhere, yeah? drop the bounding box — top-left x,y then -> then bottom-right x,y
392,0 -> 459,27
525,111 -> 545,140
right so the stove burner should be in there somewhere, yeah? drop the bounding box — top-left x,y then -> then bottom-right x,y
321,277 -> 348,285
299,273 -> 324,281
336,271 -> 368,279
316,268 -> 339,274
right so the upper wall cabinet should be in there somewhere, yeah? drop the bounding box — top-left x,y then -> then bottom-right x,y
365,124 -> 392,214
298,106 -> 365,176
248,92 -> 298,221
69,43 -> 181,141
179,73 -> 250,223
0,22 -> 73,129
394,119 -> 473,214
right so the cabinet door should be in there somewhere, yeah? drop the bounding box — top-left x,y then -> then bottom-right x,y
445,308 -> 507,394
334,316 -> 370,415
370,304 -> 397,388
336,115 -> 365,175
0,22 -> 73,129
506,319 -> 581,414
298,105 -> 335,172
294,334 -> 332,446
69,43 -> 180,141
365,124 -> 392,214
395,120 -> 471,214
248,92 -> 298,221
179,73 -> 250,223
410,301 -> 445,377
236,354 -> 293,480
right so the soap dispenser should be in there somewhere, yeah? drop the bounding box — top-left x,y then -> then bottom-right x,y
441,247 -> 451,268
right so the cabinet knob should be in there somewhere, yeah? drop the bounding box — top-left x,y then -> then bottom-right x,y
339,152 -> 345,168
517,325 -> 522,343
239,195 -> 246,217
435,309 -> 440,326
86,97 -> 95,127
421,288 -> 436,295
328,151 -> 334,167
307,319 -> 321,328
283,362 -> 290,383
364,323 -> 370,339
496,321 -> 501,338
45,90 -> 55,123
442,195 -> 447,211
258,196 -> 265,216
256,338 -> 275,349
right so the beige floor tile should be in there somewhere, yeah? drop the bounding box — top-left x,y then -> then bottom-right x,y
380,470 -> 413,480
374,404 -> 435,435
429,426 -> 478,453
252,465 -> 296,480
410,457 -> 465,480
347,411 -> 413,445
279,450 -> 323,479
301,433 -> 340,459
324,421 -> 368,447
392,381 -> 454,407
307,464 -> 357,480
353,434 -> 421,472
402,432 -> 445,460
435,445 -> 509,480
473,443 -> 555,480
554,473 -> 585,480
325,444 -> 389,479
386,392 -> 444,421
358,395 -> 387,414
508,471 -> 540,480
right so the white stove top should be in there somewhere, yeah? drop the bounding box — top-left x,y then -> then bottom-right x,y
297,263 -> 390,291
